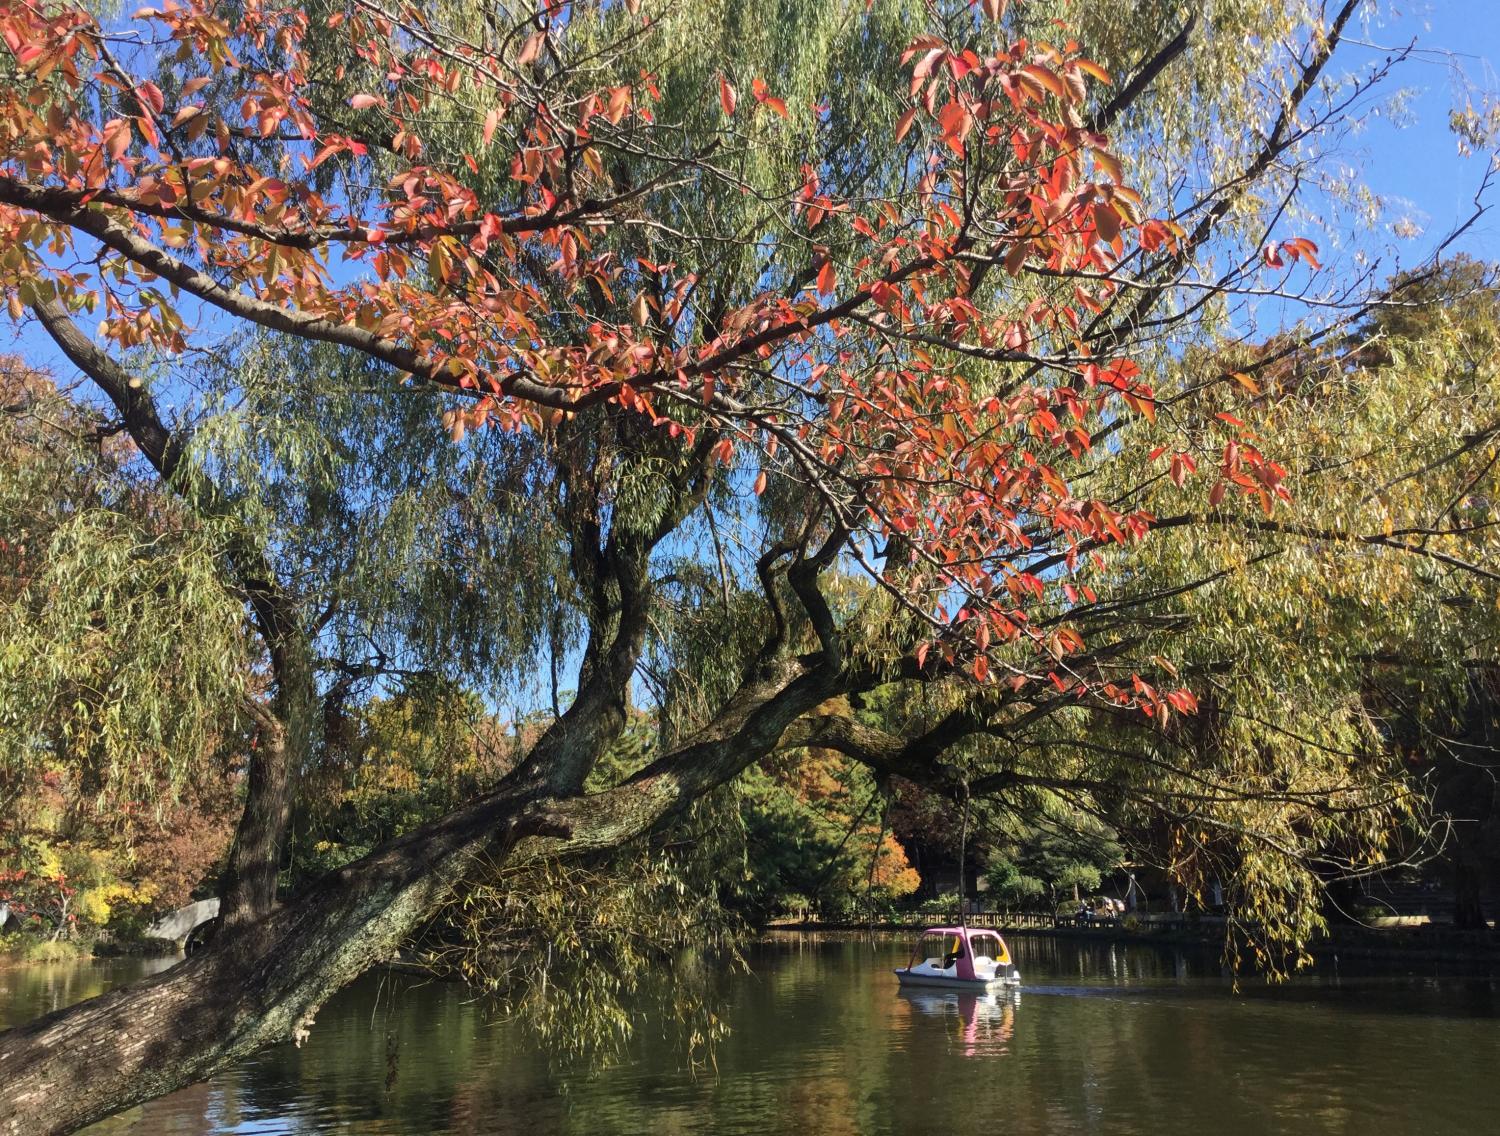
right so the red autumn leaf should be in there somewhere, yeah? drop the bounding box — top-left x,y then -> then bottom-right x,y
136,81 -> 165,115
1283,236 -> 1321,269
816,259 -> 836,297
719,74 -> 737,116
751,77 -> 788,118
910,47 -> 944,82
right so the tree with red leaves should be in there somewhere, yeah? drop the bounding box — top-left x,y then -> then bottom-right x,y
0,1 -> 1489,1130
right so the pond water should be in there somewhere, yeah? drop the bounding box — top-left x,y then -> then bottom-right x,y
4,934 -> 1499,1135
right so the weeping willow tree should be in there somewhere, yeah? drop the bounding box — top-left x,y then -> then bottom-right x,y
0,357 -> 250,848
864,257 -> 1500,964
1017,257 -> 1500,963
0,1 -> 1494,1132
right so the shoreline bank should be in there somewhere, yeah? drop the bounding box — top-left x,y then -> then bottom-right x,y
762,919 -> 1500,964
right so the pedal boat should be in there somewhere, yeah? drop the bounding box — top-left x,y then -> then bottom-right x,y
894,925 -> 1021,990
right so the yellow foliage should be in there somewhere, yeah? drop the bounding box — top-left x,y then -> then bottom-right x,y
76,881 -> 153,927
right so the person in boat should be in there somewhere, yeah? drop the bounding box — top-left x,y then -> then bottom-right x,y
941,936 -> 966,970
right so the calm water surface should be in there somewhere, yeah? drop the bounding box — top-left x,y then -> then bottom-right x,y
3,935 -> 1499,1135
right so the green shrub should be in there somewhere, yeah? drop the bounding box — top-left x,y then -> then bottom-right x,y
20,937 -> 88,963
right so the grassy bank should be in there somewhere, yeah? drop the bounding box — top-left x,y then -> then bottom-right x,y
0,931 -> 178,966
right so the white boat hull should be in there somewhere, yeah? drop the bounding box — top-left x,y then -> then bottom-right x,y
894,967 -> 1021,991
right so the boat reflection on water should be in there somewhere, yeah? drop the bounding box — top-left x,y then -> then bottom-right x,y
897,987 -> 1019,1058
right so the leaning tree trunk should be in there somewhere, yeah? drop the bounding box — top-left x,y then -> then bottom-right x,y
0,654 -> 832,1135
0,795 -> 495,1136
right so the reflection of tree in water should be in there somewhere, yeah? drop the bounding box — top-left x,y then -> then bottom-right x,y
40,942 -> 1500,1136
1009,935 -> 1221,985
230,975 -> 478,1132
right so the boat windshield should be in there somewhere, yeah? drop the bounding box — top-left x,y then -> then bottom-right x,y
968,932 -> 1005,961
916,933 -> 965,966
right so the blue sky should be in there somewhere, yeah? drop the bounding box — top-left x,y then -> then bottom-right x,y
1348,0 -> 1500,260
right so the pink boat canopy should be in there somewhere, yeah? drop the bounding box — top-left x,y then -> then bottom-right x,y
895,925 -> 1019,987
923,926 -> 983,981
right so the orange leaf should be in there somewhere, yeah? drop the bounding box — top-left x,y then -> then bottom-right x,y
1021,64 -> 1067,101
816,260 -> 836,297
1093,201 -> 1120,244
606,85 -> 631,124
719,74 -> 737,116
751,77 -> 788,118
894,107 -> 918,143
1075,58 -> 1112,85
101,118 -> 132,161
